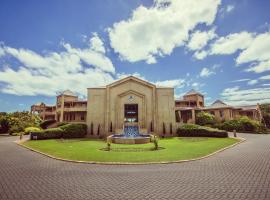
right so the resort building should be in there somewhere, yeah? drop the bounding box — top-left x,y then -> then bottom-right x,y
31,76 -> 262,137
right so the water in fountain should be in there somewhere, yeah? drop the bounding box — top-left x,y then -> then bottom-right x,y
123,125 -> 140,137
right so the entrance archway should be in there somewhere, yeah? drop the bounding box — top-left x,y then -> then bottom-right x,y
124,104 -> 138,122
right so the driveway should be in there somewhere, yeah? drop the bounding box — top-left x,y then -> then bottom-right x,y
0,133 -> 269,200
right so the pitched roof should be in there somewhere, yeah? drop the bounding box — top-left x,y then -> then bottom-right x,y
184,89 -> 203,96
204,99 -> 233,109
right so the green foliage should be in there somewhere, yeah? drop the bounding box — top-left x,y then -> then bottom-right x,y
0,111 -> 40,134
0,116 -> 10,133
152,135 -> 159,150
60,124 -> 87,138
57,122 -> 68,127
106,137 -> 112,151
196,112 -> 216,126
260,103 -> 270,128
177,123 -> 228,138
221,116 -> 261,133
39,119 -> 56,129
30,128 -> 63,140
31,123 -> 87,140
24,127 -> 42,135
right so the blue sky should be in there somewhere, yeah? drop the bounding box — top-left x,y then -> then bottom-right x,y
0,0 -> 270,112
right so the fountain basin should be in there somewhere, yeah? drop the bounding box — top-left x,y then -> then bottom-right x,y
109,134 -> 151,144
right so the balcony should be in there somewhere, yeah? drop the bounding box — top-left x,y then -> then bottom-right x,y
63,106 -> 87,112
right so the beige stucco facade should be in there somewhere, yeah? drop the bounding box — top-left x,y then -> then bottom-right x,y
86,76 -> 175,137
31,77 -> 263,136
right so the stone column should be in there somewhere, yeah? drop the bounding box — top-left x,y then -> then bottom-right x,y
191,109 -> 196,124
60,95 -> 64,122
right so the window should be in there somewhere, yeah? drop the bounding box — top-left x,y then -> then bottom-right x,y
219,110 -> 224,118
81,114 -> 85,121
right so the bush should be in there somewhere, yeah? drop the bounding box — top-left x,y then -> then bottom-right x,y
30,128 -> 63,140
40,119 -> 56,129
30,123 -> 87,140
220,117 -> 260,133
57,122 -> 68,127
196,112 -> 216,126
0,117 -> 9,134
9,124 -> 24,135
177,124 -> 228,138
262,114 -> 270,129
11,132 -> 25,136
24,127 -> 42,135
60,123 -> 87,138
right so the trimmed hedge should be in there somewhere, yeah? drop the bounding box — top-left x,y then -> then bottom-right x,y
30,128 -> 63,140
177,124 -> 228,138
40,119 -> 56,129
24,127 -> 41,135
60,124 -> 87,138
30,123 -> 87,140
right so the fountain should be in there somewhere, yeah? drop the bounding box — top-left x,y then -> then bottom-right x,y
108,123 -> 151,144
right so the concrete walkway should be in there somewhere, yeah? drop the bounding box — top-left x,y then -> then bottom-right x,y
0,133 -> 269,200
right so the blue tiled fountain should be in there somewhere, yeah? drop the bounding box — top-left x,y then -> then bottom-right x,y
109,124 -> 151,144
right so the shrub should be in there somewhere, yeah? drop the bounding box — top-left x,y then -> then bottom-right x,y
262,114 -> 270,129
39,119 -> 56,129
57,122 -> 68,127
30,128 -> 63,140
221,120 -> 242,132
196,112 -> 216,126
221,117 -> 260,133
60,123 -> 87,138
30,123 -> 87,140
239,116 -> 260,132
24,127 -> 42,135
0,117 -> 9,134
177,124 -> 228,138
152,135 -> 159,150
9,124 -> 24,135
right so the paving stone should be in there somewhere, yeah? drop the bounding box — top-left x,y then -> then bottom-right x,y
0,133 -> 269,200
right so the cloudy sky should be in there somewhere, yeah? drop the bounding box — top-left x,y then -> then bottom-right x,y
0,0 -> 270,112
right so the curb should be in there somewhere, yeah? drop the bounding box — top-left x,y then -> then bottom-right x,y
15,137 -> 246,165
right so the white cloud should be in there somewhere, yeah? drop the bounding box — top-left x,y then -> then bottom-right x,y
155,79 -> 185,88
187,29 -> 216,51
260,75 -> 270,80
89,32 -> 106,54
193,50 -> 208,60
109,0 -> 221,63
200,67 -> 215,77
219,4 -> 235,18
247,79 -> 258,85
210,31 -> 255,55
231,78 -> 250,83
226,5 -> 234,13
237,32 -> 270,73
221,86 -> 270,105
191,82 -> 205,88
0,67 -> 114,96
116,72 -> 146,80
0,34 -> 116,96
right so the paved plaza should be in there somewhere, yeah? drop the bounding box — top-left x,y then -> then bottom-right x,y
0,133 -> 270,200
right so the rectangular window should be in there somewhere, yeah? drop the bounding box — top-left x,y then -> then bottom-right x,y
220,110 -> 224,118
81,114 -> 85,121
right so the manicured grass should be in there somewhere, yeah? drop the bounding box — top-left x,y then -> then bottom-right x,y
23,137 -> 239,163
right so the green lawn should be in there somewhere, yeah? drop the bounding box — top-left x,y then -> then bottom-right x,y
23,137 -> 239,163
